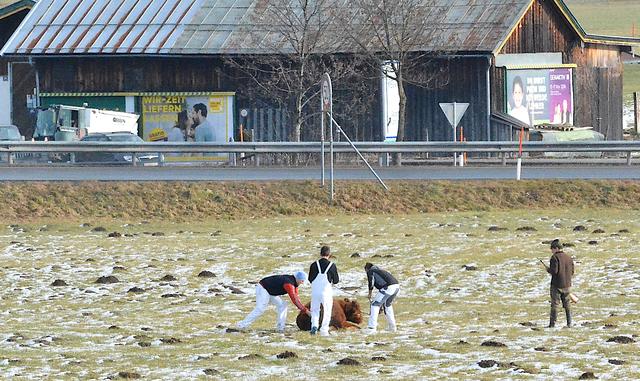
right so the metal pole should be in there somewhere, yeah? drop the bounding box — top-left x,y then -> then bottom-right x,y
30,57 -> 40,108
330,102 -> 334,203
453,102 -> 457,166
634,92 -> 639,137
321,105 -> 325,186
332,117 -> 388,190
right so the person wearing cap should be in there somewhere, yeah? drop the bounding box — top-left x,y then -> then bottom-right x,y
364,262 -> 399,333
237,271 -> 310,332
308,245 -> 340,336
545,239 -> 574,328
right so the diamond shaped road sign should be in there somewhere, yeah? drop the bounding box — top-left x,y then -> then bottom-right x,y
439,102 -> 469,128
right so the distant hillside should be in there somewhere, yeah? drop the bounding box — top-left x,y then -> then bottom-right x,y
565,0 -> 640,38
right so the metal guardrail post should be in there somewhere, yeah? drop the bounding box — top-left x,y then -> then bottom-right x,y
8,152 -> 13,165
501,152 -> 506,166
627,152 -> 632,166
132,153 -> 138,167
70,153 -> 76,164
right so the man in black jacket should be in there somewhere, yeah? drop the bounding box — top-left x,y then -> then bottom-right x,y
237,271 -> 310,332
546,239 -> 575,328
308,245 -> 339,336
365,262 -> 399,333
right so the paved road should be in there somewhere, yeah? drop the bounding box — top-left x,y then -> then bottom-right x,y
1,165 -> 640,181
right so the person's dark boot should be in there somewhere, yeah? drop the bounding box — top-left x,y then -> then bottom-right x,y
565,309 -> 572,328
548,310 -> 557,328
310,326 -> 318,335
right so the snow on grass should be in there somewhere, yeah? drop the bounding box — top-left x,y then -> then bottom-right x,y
1,210 -> 640,379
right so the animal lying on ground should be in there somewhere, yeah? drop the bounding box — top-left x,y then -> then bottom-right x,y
296,298 -> 363,331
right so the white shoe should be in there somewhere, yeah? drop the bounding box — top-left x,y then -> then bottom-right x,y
364,327 -> 377,334
320,330 -> 330,337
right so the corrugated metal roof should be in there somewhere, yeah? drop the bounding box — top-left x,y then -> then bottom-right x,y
3,0 -> 631,57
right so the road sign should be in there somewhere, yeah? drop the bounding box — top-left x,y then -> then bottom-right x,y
439,102 -> 469,128
321,73 -> 332,113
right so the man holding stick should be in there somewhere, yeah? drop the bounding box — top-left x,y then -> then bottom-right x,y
542,239 -> 575,328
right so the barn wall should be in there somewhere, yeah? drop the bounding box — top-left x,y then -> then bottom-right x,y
496,0 -> 624,139
406,57 -> 491,142
37,57 -> 228,93
1,9 -> 36,135
36,56 -> 381,142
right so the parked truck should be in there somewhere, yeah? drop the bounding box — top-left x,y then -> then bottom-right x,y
34,104 -> 139,141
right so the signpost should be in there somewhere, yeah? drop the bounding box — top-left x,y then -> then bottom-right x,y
320,73 -> 388,203
439,102 -> 469,166
321,73 -> 333,201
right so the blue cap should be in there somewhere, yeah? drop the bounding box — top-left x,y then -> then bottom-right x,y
294,271 -> 307,282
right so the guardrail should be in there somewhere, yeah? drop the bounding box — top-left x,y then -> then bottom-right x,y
1,141 -> 639,165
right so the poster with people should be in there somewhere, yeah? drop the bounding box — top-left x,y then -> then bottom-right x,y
506,68 -> 573,126
141,92 -> 235,161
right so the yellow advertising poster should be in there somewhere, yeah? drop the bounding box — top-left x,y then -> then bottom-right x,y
209,97 -> 224,113
140,92 -> 235,161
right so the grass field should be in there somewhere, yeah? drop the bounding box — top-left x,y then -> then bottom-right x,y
1,210 -> 639,380
624,64 -> 640,103
566,0 -> 640,38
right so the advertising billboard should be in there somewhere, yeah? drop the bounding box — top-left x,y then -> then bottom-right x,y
505,68 -> 573,126
141,92 -> 235,161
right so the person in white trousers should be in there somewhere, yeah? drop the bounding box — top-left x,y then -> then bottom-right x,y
237,272 -> 310,332
309,246 -> 340,336
365,262 -> 399,333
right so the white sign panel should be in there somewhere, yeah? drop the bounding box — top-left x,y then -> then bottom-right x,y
321,73 -> 332,113
439,102 -> 469,128
381,61 -> 400,142
0,76 -> 10,125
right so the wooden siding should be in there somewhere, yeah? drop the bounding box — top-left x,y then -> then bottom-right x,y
496,0 -> 625,139
38,56 -> 382,142
38,58 -> 228,93
1,9 -> 36,135
406,57 -> 491,142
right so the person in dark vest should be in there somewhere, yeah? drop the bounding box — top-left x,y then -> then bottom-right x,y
308,245 -> 340,336
546,239 -> 574,328
237,271 -> 310,332
364,262 -> 399,333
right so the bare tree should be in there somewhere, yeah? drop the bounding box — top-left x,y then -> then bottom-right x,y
226,0 -> 371,143
338,0 -> 448,162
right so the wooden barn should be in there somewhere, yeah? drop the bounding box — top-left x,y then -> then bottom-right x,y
0,0 -> 35,134
1,0 -> 638,142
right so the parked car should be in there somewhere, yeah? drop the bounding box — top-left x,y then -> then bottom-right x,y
0,125 -> 27,163
0,125 -> 23,141
76,132 -> 158,164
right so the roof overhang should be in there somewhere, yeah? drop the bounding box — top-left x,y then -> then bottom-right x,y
0,0 -> 34,21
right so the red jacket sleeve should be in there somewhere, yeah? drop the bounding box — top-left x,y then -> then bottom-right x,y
283,283 -> 308,313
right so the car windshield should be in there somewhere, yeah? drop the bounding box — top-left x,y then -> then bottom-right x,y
0,126 -> 21,140
109,134 -> 143,142
34,109 -> 56,138
82,135 -> 109,141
